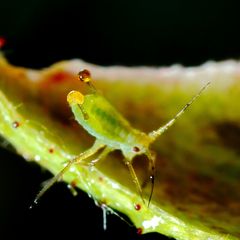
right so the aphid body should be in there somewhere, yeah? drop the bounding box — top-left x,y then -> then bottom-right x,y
34,69 -> 210,206
68,91 -> 152,159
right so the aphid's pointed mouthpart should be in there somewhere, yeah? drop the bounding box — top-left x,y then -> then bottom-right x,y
67,90 -> 84,105
148,81 -> 211,141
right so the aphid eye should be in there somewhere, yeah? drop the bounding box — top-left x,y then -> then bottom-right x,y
133,146 -> 140,152
78,69 -> 91,83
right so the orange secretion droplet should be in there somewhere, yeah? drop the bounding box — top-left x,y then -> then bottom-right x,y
134,203 -> 141,211
78,69 -> 91,83
0,37 -> 6,48
12,121 -> 20,128
137,228 -> 143,235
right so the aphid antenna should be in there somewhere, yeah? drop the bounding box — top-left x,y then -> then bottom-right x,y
148,81 -> 211,141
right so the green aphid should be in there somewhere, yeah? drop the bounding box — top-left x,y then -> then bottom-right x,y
34,69 -> 210,206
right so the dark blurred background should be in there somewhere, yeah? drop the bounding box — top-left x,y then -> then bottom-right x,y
0,0 -> 240,239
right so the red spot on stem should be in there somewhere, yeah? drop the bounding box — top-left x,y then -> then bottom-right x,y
137,228 -> 143,235
48,148 -> 54,153
134,203 -> 141,211
0,37 -> 6,48
98,176 -> 104,182
70,180 -> 77,188
12,121 -> 20,128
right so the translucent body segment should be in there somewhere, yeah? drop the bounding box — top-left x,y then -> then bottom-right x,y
69,92 -> 152,154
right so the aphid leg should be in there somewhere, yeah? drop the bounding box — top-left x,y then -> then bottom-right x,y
32,140 -> 105,205
82,147 -> 113,198
149,81 -> 210,140
146,151 -> 156,207
87,147 -> 113,170
124,159 -> 145,205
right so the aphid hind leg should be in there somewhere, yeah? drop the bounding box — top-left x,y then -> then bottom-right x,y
146,151 -> 156,207
123,159 -> 145,205
32,140 -> 105,205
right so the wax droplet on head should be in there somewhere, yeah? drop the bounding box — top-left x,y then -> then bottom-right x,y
12,121 -> 20,128
78,69 -> 91,83
134,203 -> 141,211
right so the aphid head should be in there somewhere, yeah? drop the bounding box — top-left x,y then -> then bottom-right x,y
67,90 -> 85,105
67,90 -> 89,120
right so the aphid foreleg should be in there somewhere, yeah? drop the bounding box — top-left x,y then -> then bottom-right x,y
124,159 -> 145,204
149,81 -> 210,140
32,140 -> 105,205
88,147 -> 113,170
